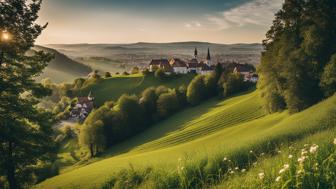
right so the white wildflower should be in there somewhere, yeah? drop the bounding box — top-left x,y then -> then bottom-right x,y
223,157 -> 228,161
304,144 -> 309,148
180,166 -> 184,171
230,170 -> 234,174
278,150 -> 282,154
309,144 -> 319,154
301,149 -> 308,156
258,172 -> 265,180
288,154 -> 293,159
298,156 -> 306,164
283,164 -> 289,169
279,168 -> 286,174
250,150 -> 253,153
261,153 -> 265,156
275,176 -> 281,182
241,169 -> 246,173
333,138 -> 336,145
235,167 -> 239,170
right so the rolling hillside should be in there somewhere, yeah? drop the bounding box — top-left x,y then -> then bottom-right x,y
35,92 -> 336,189
78,74 -> 195,106
34,46 -> 92,83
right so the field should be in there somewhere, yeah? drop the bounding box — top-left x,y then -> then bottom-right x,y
78,74 -> 195,106
35,91 -> 336,189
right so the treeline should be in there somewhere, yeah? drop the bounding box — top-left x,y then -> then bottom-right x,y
258,0 -> 336,113
79,65 -> 253,157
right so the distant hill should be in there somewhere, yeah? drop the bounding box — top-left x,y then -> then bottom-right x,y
34,46 -> 92,83
45,42 -> 262,73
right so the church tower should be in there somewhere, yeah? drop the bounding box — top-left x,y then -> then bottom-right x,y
194,47 -> 198,59
206,48 -> 211,66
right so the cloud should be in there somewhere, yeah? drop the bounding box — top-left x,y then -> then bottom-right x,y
206,0 -> 283,30
184,21 -> 202,30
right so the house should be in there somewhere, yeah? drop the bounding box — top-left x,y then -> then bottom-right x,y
149,59 -> 170,72
233,65 -> 258,82
70,92 -> 94,122
169,58 -> 188,74
148,47 -> 215,75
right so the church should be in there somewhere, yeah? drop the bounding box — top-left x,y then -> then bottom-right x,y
148,48 -> 215,75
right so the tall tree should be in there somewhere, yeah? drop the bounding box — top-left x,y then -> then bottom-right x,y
258,0 -> 336,113
0,0 -> 56,188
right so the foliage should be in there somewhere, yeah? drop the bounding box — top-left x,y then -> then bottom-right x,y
79,120 -> 106,158
104,72 -> 112,78
186,75 -> 207,105
155,68 -> 166,80
258,0 -> 336,113
0,0 -> 57,188
320,54 -> 336,97
222,73 -> 246,97
131,66 -> 140,74
157,91 -> 180,118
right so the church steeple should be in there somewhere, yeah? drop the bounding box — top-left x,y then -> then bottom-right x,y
194,47 -> 198,59
206,48 -> 211,60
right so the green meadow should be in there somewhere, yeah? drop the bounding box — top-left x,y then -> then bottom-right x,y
78,74 -> 195,106
35,91 -> 336,189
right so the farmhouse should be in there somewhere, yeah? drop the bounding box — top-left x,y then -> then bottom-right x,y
70,92 -> 95,122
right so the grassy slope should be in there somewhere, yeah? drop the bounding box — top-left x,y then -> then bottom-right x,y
79,74 -> 195,106
34,46 -> 92,83
36,92 -> 336,189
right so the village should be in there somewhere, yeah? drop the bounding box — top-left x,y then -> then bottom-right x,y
69,48 -> 259,122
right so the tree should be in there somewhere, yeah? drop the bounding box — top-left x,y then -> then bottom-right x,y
154,68 -> 166,80
79,120 -> 106,158
187,75 -> 206,105
104,72 -> 112,78
320,54 -> 336,97
258,0 -> 336,113
139,87 -> 158,121
0,1 -> 56,188
204,73 -> 217,97
157,92 -> 179,118
223,73 -> 245,97
131,66 -> 140,74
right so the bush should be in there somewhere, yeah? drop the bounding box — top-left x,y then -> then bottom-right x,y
222,73 -> 245,97
187,75 -> 206,105
157,91 -> 179,118
79,120 -> 106,158
123,71 -> 130,76
104,72 -> 112,78
140,87 -> 158,120
131,67 -> 140,74
155,68 -> 166,80
142,68 -> 151,76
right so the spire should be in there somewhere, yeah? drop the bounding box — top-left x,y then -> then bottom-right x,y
194,47 -> 198,59
206,48 -> 211,60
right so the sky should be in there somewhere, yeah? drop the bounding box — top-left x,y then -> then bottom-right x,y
36,0 -> 283,44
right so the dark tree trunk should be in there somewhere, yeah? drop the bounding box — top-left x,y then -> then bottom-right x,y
90,143 -> 94,158
6,142 -> 19,189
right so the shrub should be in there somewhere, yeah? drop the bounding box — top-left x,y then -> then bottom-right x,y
140,87 -> 158,120
223,73 -> 245,97
187,75 -> 206,105
142,68 -> 151,76
155,68 -> 166,80
157,91 -> 179,118
131,67 -> 140,74
104,72 -> 112,78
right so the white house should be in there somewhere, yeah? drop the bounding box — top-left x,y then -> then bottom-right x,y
169,58 -> 188,74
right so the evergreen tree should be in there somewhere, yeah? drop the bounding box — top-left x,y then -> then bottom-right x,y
0,0 -> 56,188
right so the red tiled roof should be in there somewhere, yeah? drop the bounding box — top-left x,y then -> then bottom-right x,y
170,58 -> 187,67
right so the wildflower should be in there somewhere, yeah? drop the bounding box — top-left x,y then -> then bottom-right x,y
304,144 -> 309,148
301,149 -> 308,156
250,150 -> 253,153
261,153 -> 265,156
283,164 -> 289,169
241,169 -> 246,173
223,157 -> 228,161
333,138 -> 336,145
297,169 -> 304,174
278,150 -> 282,154
275,176 -> 281,182
230,170 -> 234,174
309,144 -> 319,154
298,156 -> 306,164
258,172 -> 265,180
180,166 -> 184,171
279,168 -> 285,174
235,167 -> 239,170
288,154 -> 293,159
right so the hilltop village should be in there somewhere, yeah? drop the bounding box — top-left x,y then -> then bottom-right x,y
148,48 -> 258,82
